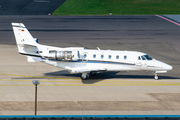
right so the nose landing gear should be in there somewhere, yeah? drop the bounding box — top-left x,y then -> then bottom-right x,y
153,71 -> 158,80
154,74 -> 158,80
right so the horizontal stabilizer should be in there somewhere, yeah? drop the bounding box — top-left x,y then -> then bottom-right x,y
27,56 -> 43,62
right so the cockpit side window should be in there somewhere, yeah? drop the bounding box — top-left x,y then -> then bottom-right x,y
138,56 -> 141,60
141,56 -> 146,60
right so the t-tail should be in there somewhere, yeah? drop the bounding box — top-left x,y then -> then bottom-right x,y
12,23 -> 39,54
12,23 -> 42,62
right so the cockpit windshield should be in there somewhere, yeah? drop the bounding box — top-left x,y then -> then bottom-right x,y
139,55 -> 153,60
143,55 -> 153,60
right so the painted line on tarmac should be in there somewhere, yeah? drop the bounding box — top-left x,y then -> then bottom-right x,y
1,79 -> 180,86
156,15 -> 180,26
0,73 -> 80,80
1,73 -> 180,86
1,115 -> 179,118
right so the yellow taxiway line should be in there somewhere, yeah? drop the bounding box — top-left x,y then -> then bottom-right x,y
0,73 -> 180,86
0,73 -> 80,80
0,78 -> 180,86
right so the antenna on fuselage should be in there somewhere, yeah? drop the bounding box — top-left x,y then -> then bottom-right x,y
97,47 -> 100,50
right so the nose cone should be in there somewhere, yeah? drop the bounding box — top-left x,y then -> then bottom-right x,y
155,60 -> 173,71
165,64 -> 173,71
160,61 -> 173,71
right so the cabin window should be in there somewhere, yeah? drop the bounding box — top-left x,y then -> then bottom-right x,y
93,54 -> 96,58
116,55 -> 119,59
108,55 -> 111,59
124,55 -> 127,60
138,56 -> 141,60
101,55 -> 104,59
84,54 -> 87,58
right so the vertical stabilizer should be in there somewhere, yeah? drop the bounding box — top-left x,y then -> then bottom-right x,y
12,23 -> 38,53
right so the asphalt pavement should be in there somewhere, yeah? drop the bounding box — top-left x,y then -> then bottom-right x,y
1,15 -> 180,45
0,0 -> 66,15
0,15 -> 180,115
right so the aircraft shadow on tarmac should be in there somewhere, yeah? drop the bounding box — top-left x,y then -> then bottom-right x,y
44,71 -> 179,84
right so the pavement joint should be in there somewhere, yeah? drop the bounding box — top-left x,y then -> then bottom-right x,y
0,78 -> 180,86
156,98 -> 176,115
166,42 -> 180,55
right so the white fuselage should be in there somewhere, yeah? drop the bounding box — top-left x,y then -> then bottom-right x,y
41,48 -> 172,73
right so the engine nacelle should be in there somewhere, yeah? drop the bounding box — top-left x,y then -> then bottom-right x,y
47,50 -> 79,61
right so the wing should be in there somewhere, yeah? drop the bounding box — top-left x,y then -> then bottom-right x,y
70,66 -> 107,73
27,56 -> 43,62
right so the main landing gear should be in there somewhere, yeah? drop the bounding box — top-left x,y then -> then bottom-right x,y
90,71 -> 96,76
81,72 -> 97,80
81,73 -> 89,80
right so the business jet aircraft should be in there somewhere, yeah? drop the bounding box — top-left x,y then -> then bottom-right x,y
12,23 -> 173,80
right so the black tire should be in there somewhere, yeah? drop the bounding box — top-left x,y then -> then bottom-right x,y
81,76 -> 87,80
90,72 -> 96,76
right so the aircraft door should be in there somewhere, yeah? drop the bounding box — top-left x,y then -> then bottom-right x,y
135,56 -> 147,69
135,61 -> 147,68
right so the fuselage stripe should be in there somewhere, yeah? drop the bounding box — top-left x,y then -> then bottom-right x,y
19,52 -> 135,66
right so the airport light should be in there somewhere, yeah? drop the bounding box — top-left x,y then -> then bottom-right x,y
32,80 -> 40,115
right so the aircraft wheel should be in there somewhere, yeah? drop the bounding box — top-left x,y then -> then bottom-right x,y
90,71 -> 96,76
81,76 -> 87,80
154,74 -> 158,80
81,73 -> 89,80
86,73 -> 89,78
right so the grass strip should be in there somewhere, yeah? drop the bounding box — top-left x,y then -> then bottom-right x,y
53,0 -> 180,15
